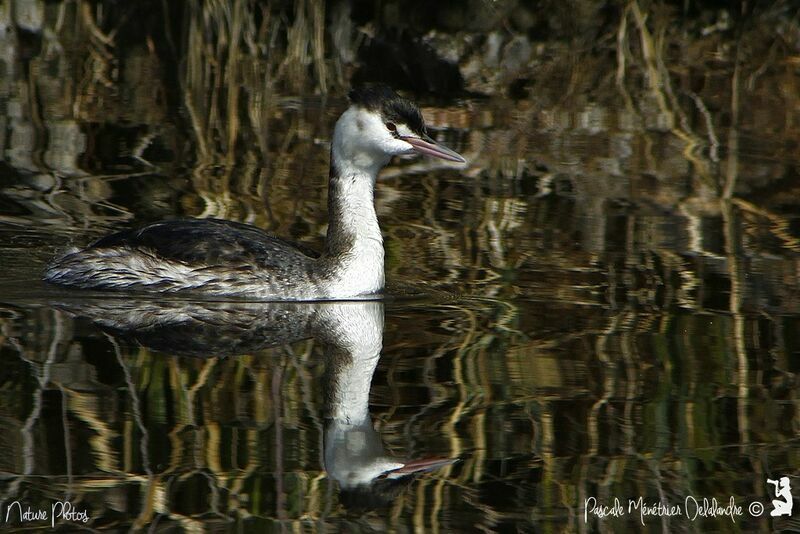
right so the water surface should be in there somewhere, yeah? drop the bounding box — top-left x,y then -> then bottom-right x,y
1,3 -> 799,532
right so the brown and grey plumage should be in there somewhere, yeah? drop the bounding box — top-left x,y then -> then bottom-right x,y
43,85 -> 465,300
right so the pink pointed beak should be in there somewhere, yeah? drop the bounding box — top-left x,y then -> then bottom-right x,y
385,457 -> 458,479
400,134 -> 466,163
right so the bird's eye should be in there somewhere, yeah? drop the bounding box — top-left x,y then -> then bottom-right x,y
385,122 -> 397,133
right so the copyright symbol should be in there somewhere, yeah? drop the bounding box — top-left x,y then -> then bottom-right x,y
749,501 -> 764,517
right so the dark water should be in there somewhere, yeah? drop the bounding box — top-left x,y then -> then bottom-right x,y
2,2 -> 800,532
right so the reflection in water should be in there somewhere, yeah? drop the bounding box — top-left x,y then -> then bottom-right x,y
2,292 -> 797,530
317,302 -> 456,510
51,298 -> 456,512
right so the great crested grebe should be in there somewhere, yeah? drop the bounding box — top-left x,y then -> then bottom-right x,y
43,85 -> 465,300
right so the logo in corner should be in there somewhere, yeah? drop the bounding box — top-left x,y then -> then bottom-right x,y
767,477 -> 793,517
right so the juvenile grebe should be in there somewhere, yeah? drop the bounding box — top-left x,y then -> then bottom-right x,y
43,85 -> 465,299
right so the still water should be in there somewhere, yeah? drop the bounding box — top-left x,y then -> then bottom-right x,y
2,3 -> 800,533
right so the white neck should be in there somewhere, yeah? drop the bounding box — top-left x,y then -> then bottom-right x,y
322,109 -> 388,298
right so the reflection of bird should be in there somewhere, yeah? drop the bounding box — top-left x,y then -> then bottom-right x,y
55,297 -> 456,510
53,299 -> 318,357
320,302 -> 455,509
44,85 -> 465,300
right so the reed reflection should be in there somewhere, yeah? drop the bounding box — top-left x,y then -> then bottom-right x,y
55,297 -> 455,511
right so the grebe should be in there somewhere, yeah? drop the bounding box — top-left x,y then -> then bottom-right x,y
43,85 -> 465,300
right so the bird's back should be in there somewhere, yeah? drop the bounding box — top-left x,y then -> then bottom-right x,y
90,218 -> 320,265
44,218 -> 324,297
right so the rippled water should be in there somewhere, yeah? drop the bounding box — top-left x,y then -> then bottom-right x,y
2,3 -> 800,532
